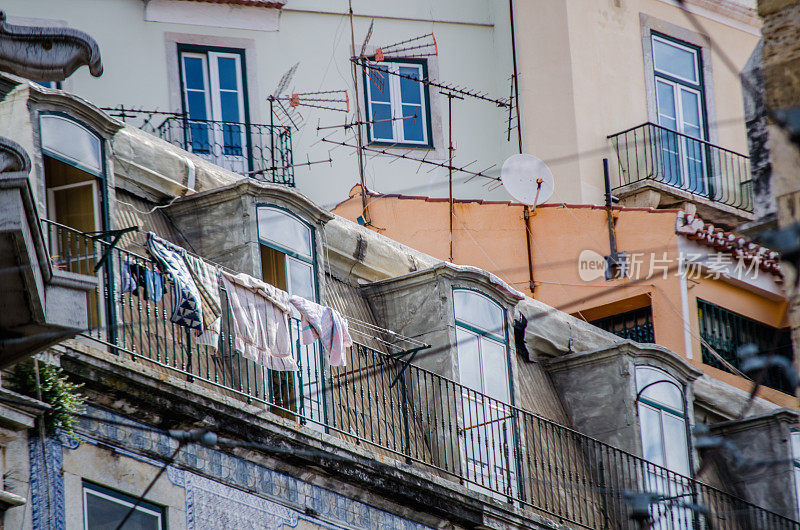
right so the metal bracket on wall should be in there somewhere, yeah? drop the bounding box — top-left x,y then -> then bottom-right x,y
87,226 -> 138,272
388,345 -> 430,387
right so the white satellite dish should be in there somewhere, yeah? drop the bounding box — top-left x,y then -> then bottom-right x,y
500,153 -> 555,206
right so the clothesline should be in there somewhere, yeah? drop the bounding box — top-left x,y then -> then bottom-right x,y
129,236 -> 430,355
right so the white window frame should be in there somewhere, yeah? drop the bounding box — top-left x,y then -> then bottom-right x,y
82,483 -> 164,530
364,61 -> 430,146
180,49 -> 248,171
635,366 -> 692,529
453,289 -> 515,500
256,205 -> 323,429
791,431 -> 800,519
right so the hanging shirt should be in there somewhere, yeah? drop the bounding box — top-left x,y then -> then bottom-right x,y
144,269 -> 164,303
120,261 -> 137,293
289,296 -> 352,367
145,233 -> 204,332
220,271 -> 297,371
183,252 -> 222,349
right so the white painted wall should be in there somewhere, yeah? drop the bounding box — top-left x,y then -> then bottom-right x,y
4,0 -> 518,208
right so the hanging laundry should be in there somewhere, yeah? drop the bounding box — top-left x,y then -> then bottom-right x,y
144,269 -> 164,303
289,296 -> 352,367
120,261 -> 138,293
183,252 -> 222,349
146,233 -> 204,332
220,271 -> 297,371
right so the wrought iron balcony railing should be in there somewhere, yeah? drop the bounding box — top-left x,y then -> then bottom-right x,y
102,107 -> 294,186
608,122 -> 752,212
44,219 -> 799,530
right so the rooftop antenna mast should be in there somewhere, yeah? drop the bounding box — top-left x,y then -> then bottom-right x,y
349,5 -> 371,226
264,62 -> 348,177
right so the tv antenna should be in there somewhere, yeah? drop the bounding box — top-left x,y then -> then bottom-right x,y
263,63 -> 348,178
370,32 -> 438,61
500,154 -> 555,294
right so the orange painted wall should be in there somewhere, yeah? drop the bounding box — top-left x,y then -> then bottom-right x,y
334,187 -> 793,407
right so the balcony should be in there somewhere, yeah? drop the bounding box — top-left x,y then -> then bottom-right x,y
43,219 -> 799,530
103,108 -> 295,186
608,123 -> 752,224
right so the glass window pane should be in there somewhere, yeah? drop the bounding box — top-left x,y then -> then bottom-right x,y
183,56 -> 206,90
401,104 -> 424,142
794,467 -> 800,517
662,413 -> 690,475
398,66 -> 422,105
220,92 -> 240,123
287,257 -> 315,301
481,337 -> 510,402
187,91 -> 208,121
84,490 -> 160,530
454,290 -> 504,337
217,56 -> 238,91
368,66 -> 391,103
792,432 -> 800,461
257,206 -> 313,258
656,81 -> 677,130
456,327 -> 482,391
638,403 -> 665,466
653,38 -> 698,83
680,89 -> 702,138
636,366 -> 683,410
39,115 -> 102,175
369,103 -> 394,140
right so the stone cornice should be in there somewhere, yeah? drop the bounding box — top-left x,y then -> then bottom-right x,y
167,179 -> 334,226
0,11 -> 102,81
361,262 -> 523,308
546,341 -> 703,383
709,407 -> 800,435
25,79 -> 123,137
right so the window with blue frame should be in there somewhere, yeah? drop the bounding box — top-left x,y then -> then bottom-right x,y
453,289 -> 515,498
256,205 -> 324,429
83,481 -> 165,530
179,46 -> 248,160
650,33 -> 708,196
635,366 -> 693,528
792,431 -> 800,519
364,59 -> 432,147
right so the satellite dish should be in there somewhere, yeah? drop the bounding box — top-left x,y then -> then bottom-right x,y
500,154 -> 554,206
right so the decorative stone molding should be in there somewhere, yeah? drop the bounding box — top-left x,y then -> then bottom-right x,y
0,11 -> 102,81
0,136 -> 30,174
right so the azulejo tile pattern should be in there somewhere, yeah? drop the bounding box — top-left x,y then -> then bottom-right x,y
29,435 -> 66,530
30,407 -> 431,530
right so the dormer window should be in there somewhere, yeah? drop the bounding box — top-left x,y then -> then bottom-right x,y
256,204 -> 321,425
635,365 -> 691,526
453,289 -> 514,497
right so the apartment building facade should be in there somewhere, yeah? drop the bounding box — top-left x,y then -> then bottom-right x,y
1,0 -> 518,208
0,1 -> 799,529
2,78 -> 795,529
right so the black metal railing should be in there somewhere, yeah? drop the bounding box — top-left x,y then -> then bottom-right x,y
44,219 -> 799,530
589,307 -> 655,343
608,122 -> 752,212
101,107 -> 294,186
697,299 -> 794,394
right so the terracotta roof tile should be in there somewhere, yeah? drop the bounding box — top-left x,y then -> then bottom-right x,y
675,211 -> 782,277
176,0 -> 285,8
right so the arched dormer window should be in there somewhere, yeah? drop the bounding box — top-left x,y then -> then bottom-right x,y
256,205 -> 316,301
453,288 -> 514,497
256,204 -> 321,426
636,366 -> 692,527
40,113 -> 105,234
635,366 -> 689,474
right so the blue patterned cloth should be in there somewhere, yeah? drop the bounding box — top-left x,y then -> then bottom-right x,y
146,233 -> 204,331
